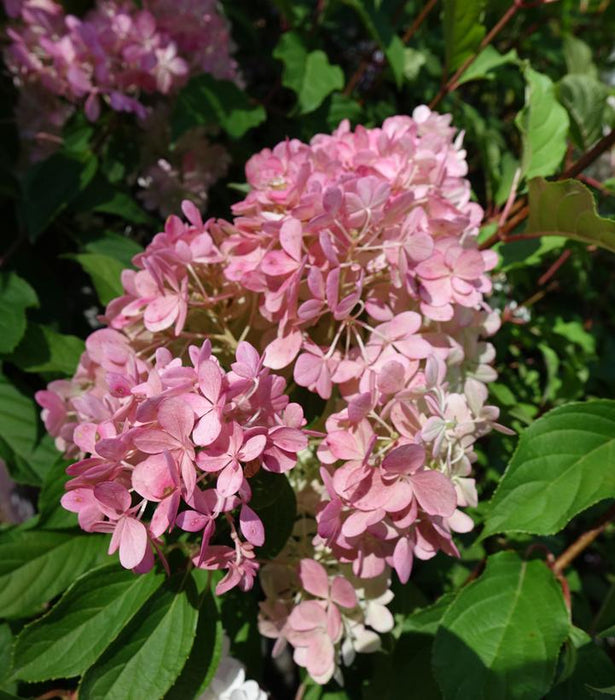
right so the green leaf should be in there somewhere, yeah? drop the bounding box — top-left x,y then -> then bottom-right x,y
274,33 -> 344,114
433,551 -> 570,700
82,232 -> 143,267
0,373 -> 37,461
495,235 -> 567,272
526,177 -> 615,255
401,592 -> 456,635
71,253 -> 125,305
563,34 -> 597,78
13,564 -> 164,681
558,75 -> 607,149
37,456 -> 76,530
0,624 -> 14,688
172,75 -> 265,140
79,576 -> 199,700
0,374 -> 55,485
249,471 -> 296,558
483,400 -> 615,538
589,687 -> 615,698
0,530 -> 108,618
326,93 -> 362,130
164,587 -> 222,699
0,272 -> 38,355
402,47 -> 426,82
457,46 -> 518,85
546,628 -> 615,699
72,175 -> 154,224
21,150 -> 98,240
516,67 -> 570,180
341,0 -> 404,87
443,0 -> 486,73
592,580 -> 615,637
11,434 -> 61,487
9,323 -> 84,375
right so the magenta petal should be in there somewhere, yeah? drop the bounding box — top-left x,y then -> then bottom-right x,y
382,444 -> 426,475
198,359 -> 223,402
263,330 -> 303,370
393,336 -> 432,359
330,576 -> 357,609
299,559 -> 329,599
294,351 -> 323,387
455,249 -> 485,279
158,398 -> 194,441
196,453 -> 230,473
289,600 -> 328,631
261,250 -> 298,276
176,510 -> 209,532
341,509 -> 380,538
217,462 -> 243,497
144,295 -> 179,332
180,454 -> 196,498
411,470 -> 457,517
193,411 -> 222,447
132,454 -> 173,501
94,481 -> 131,514
150,493 -> 179,538
269,427 -> 307,453
393,537 -> 414,583
133,429 -> 176,454
239,504 -> 265,547
239,434 -> 267,462
280,218 -> 303,261
118,517 -> 148,569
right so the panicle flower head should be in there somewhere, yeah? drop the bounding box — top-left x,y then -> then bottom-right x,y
36,108 -> 505,685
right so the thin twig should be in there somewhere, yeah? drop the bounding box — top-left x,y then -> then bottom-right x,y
560,127 -> 615,179
430,1 -> 521,109
402,0 -> 438,43
553,502 -> 615,575
480,129 -> 615,249
537,249 -> 571,286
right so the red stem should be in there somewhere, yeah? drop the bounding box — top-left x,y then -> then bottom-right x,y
430,1 -> 521,109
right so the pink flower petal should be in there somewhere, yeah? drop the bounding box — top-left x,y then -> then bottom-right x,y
118,517 -> 148,570
193,410 -> 222,447
280,218 -> 303,261
382,444 -> 426,475
393,537 -> 414,583
239,504 -> 265,546
411,470 -> 457,517
216,461 -> 243,497
330,576 -> 357,609
299,559 -> 329,599
263,330 -> 303,370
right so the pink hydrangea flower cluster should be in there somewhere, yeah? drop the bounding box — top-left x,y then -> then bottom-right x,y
37,109 -> 505,684
36,328 -> 308,589
3,0 -> 236,209
4,0 -> 237,122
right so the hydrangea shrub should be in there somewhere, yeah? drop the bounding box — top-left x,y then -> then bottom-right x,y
2,1 -> 615,698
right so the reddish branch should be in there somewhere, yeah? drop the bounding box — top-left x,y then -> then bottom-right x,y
429,1 -> 522,109
402,0 -> 438,43
480,126 -> 615,250
560,127 -> 615,179
553,502 -> 615,575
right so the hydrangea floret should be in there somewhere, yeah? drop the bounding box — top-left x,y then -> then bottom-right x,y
37,108 -> 508,686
